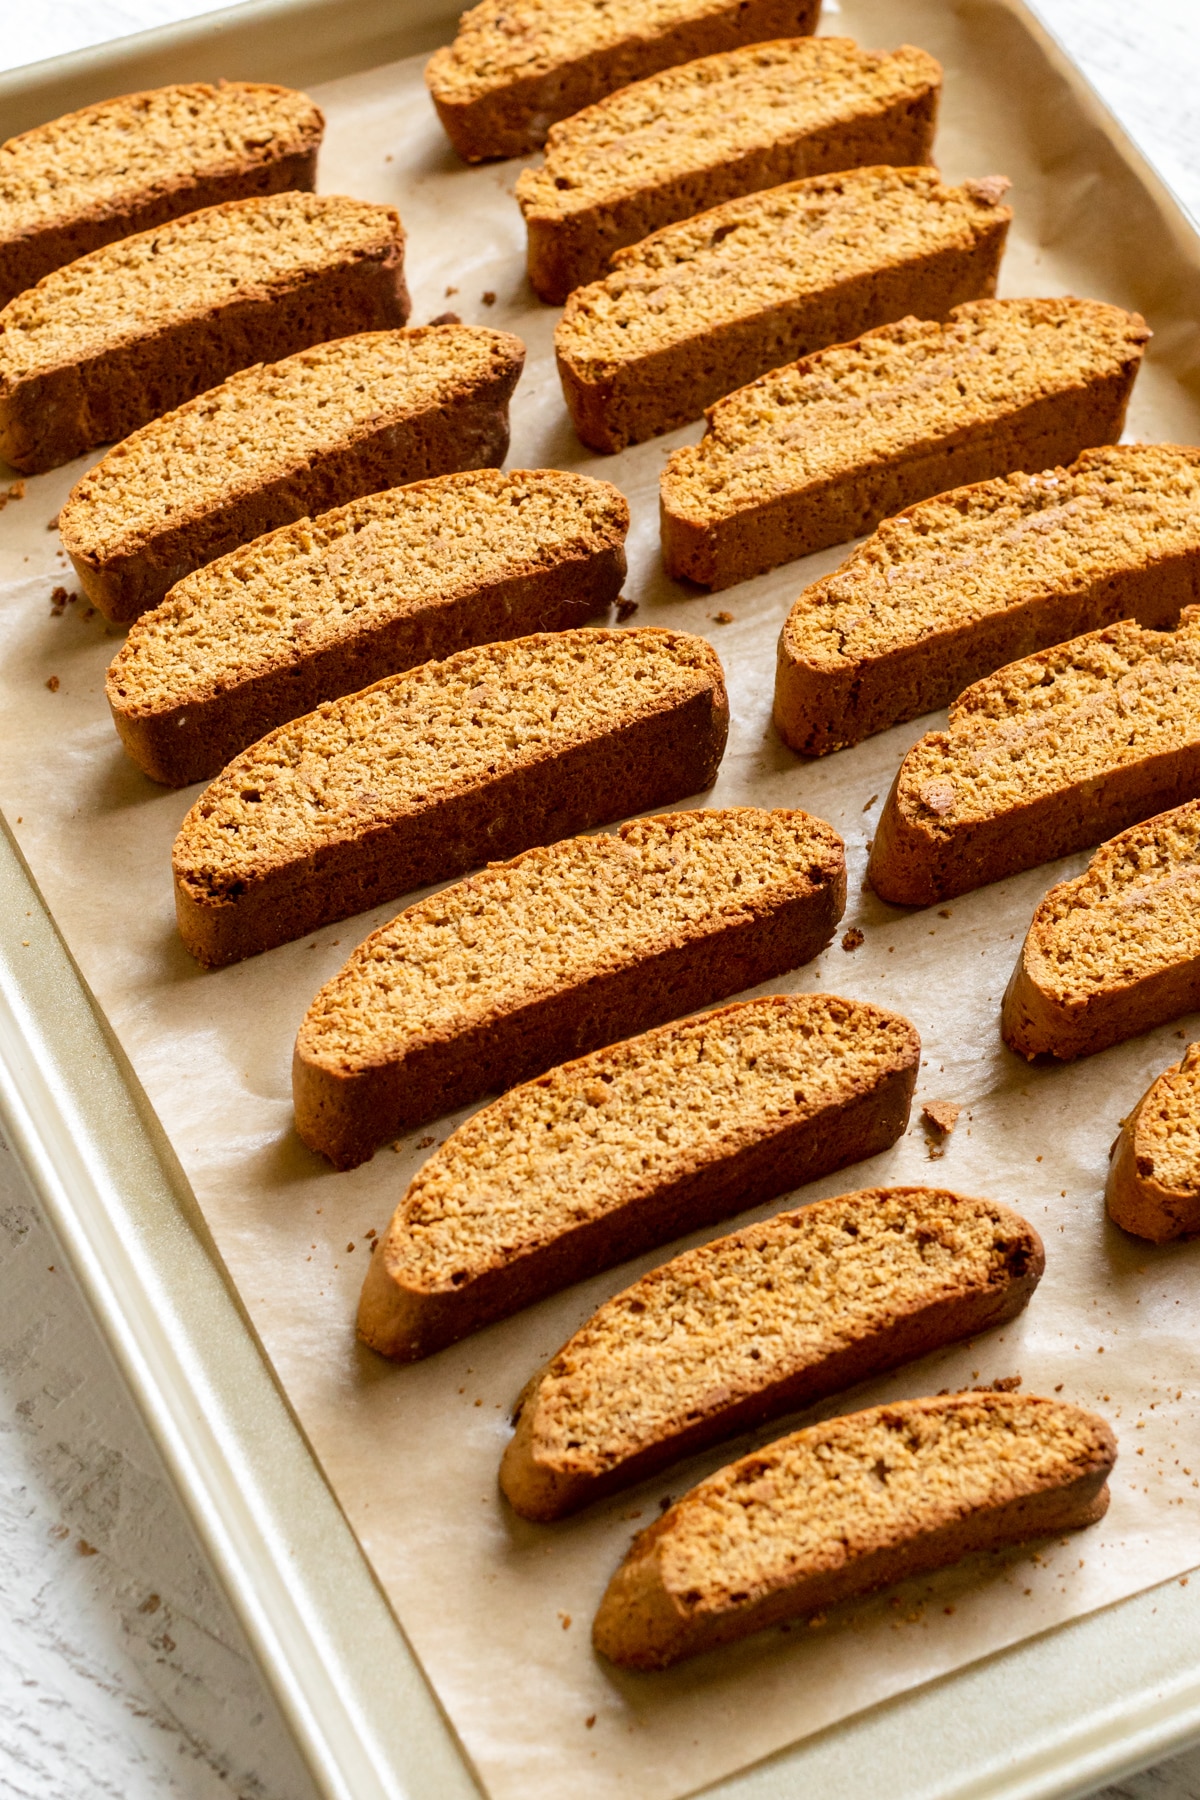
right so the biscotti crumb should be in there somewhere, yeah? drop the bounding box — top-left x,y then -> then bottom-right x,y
615,598 -> 638,621
711,611 -> 734,624
923,1100 -> 961,1136
991,1374 -> 1023,1392
45,675 -> 59,691
482,290 -> 496,305
46,515 -> 59,530
445,284 -> 458,296
842,927 -> 864,951
427,310 -> 461,325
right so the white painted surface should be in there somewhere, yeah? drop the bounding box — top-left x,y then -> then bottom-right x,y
1,2 -> 1200,1795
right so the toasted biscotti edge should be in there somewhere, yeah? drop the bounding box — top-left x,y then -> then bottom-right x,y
0,83 -> 325,306
357,1003 -> 921,1361
556,172 -> 1012,454
106,472 -> 631,786
58,326 -> 527,623
592,1395 -> 1116,1668
426,0 -> 821,162
172,629 -> 730,967
500,1190 -> 1044,1520
293,810 -> 848,1168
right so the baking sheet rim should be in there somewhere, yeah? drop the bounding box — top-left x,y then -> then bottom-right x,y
3,2 -> 1200,1796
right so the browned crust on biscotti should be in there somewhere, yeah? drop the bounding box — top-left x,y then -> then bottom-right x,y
0,194 -> 409,474
1001,803 -> 1200,1061
869,613 -> 1200,909
517,39 -> 942,303
774,445 -> 1200,758
294,808 -> 847,1168
501,1189 -> 1043,1519
427,0 -> 821,163
357,996 -> 920,1360
1106,1046 -> 1200,1242
172,629 -> 729,966
593,1392 -> 1116,1668
556,169 -> 1011,454
58,326 -> 525,623
106,470 -> 629,787
660,298 -> 1148,590
0,83 -> 324,308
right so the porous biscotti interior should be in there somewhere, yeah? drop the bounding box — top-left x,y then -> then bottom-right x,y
1136,1044 -> 1200,1195
664,299 -> 1145,520
429,0 -> 757,102
0,192 -> 395,380
516,39 -> 939,218
389,997 -> 915,1291
59,327 -> 514,563
177,628 -> 718,891
1025,803 -> 1200,1007
649,1395 -> 1108,1603
897,613 -> 1200,827
784,445 -> 1200,671
525,1189 -> 1025,1474
109,471 -> 625,716
0,83 -> 321,239
558,168 -> 1007,377
302,808 -> 840,1069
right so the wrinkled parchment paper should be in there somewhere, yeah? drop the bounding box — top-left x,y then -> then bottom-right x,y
5,2 -> 1200,1794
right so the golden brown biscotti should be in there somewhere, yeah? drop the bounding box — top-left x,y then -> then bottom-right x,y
58,326 -> 525,623
1001,802 -> 1200,1061
295,807 -> 846,1168
358,995 -> 921,1361
502,1188 -> 1044,1519
173,628 -> 728,967
593,1392 -> 1116,1668
0,191 -> 409,474
661,298 -> 1149,590
868,612 -> 1200,908
0,82 -> 324,308
1106,1044 -> 1200,1242
516,38 -> 942,303
776,445 -> 1200,756
557,167 -> 1011,453
106,469 -> 629,786
426,0 -> 821,163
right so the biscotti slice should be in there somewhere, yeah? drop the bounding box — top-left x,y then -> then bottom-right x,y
557,167 -> 1011,452
0,83 -> 324,309
594,1392 -> 1115,1667
662,298 -> 1148,589
868,612 -> 1200,908
502,1188 -> 1043,1519
358,995 -> 920,1360
1106,1045 -> 1200,1242
58,326 -> 525,623
516,38 -> 942,303
0,191 -> 409,473
295,807 -> 846,1168
1001,802 -> 1200,1062
776,445 -> 1200,756
174,628 -> 728,967
107,470 -> 629,786
427,0 -> 820,163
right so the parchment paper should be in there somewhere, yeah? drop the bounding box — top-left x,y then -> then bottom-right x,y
4,3 -> 1200,1795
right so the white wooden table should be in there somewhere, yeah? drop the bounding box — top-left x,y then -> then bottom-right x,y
2,3 -> 1199,1794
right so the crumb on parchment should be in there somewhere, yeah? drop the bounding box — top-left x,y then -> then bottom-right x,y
841,927 -> 864,952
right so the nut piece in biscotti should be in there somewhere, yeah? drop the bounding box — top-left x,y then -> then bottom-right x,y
661,298 -> 1149,591
593,1392 -> 1116,1668
173,628 -> 729,967
502,1187 -> 1044,1519
1002,801 -> 1200,1062
868,612 -> 1200,909
294,807 -> 847,1168
57,326 -> 525,623
106,469 -> 629,786
557,166 -> 1011,453
776,445 -> 1200,757
0,192 -> 409,473
426,0 -> 821,163
358,995 -> 921,1360
0,82 -> 325,309
1107,1044 -> 1200,1242
516,38 -> 942,303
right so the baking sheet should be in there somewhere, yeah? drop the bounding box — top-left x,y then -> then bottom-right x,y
3,2 -> 1200,1796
